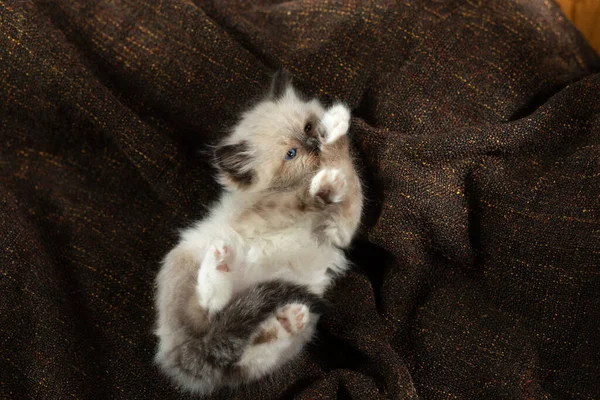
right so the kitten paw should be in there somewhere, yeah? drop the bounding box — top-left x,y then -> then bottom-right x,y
321,103 -> 350,145
197,241 -> 234,312
310,168 -> 347,204
276,303 -> 309,334
211,242 -> 232,272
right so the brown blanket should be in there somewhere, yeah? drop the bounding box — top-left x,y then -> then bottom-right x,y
2,1 -> 599,398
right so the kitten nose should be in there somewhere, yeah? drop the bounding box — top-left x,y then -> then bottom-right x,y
306,137 -> 320,151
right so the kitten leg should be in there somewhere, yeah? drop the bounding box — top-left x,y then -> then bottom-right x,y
196,241 -> 235,313
237,303 -> 315,380
311,103 -> 363,247
310,168 -> 361,247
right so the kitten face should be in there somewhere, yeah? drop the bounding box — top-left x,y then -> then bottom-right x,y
215,71 -> 326,192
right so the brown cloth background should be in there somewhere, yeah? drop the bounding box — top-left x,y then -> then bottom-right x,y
1,0 -> 599,399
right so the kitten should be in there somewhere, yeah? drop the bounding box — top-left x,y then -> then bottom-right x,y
154,70 -> 364,395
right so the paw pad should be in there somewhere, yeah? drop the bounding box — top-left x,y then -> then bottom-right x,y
210,242 -> 232,272
277,304 -> 309,334
310,169 -> 347,204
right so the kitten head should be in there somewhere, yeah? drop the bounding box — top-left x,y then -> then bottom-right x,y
215,70 -> 326,193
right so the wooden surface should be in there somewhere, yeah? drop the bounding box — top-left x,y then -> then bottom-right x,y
556,0 -> 600,53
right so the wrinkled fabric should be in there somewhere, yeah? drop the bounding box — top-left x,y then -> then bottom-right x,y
1,1 -> 599,398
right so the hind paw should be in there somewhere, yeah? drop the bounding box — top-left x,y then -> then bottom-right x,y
197,241 -> 234,312
276,303 -> 309,334
209,241 -> 233,272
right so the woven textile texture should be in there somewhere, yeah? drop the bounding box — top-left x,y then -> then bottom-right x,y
1,0 -> 599,398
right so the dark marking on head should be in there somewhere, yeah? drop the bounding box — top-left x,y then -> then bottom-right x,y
270,69 -> 292,100
301,115 -> 321,152
215,141 -> 254,186
304,117 -> 319,138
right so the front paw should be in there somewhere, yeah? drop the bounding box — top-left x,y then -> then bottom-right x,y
320,103 -> 350,145
310,169 -> 347,204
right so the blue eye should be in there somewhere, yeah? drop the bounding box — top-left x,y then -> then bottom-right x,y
285,148 -> 297,160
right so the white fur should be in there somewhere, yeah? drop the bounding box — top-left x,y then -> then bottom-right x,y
321,103 -> 350,144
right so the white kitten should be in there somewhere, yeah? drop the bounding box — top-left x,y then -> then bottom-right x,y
154,70 -> 363,395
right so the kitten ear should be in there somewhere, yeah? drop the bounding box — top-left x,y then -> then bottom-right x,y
269,69 -> 292,100
214,141 -> 254,187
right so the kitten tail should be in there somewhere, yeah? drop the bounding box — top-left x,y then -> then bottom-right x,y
156,280 -> 328,395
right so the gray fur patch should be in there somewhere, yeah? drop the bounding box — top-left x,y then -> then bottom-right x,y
166,280 -> 328,389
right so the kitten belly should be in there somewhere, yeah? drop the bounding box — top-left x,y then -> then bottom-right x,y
181,219 -> 348,297
233,233 -> 346,296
